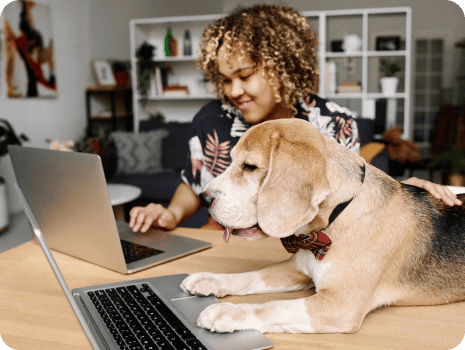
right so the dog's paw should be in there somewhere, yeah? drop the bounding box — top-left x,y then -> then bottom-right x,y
197,303 -> 256,333
181,272 -> 229,297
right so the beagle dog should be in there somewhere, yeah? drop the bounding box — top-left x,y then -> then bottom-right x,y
181,118 -> 465,334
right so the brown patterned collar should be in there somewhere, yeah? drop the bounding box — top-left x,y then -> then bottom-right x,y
280,164 -> 366,260
280,230 -> 331,260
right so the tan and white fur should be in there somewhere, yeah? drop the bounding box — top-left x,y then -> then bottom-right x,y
181,118 -> 465,334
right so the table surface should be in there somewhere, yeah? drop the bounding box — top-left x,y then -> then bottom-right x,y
0,228 -> 464,350
107,183 -> 142,206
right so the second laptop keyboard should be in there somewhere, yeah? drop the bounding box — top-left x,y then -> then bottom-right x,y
121,240 -> 164,264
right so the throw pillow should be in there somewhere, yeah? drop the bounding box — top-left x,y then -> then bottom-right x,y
111,130 -> 169,174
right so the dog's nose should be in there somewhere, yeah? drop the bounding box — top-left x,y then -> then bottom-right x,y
199,192 -> 214,208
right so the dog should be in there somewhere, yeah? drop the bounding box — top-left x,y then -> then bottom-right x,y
180,118 -> 465,334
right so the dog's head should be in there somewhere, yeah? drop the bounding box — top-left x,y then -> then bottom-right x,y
201,119 -> 330,242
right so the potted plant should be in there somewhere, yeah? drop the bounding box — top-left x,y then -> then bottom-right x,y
428,145 -> 465,186
380,58 -> 401,96
0,119 -> 29,232
48,126 -> 117,179
111,60 -> 131,88
135,42 -> 157,99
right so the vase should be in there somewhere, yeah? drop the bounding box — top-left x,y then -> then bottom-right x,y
0,179 -> 9,233
380,77 -> 399,96
115,71 -> 129,88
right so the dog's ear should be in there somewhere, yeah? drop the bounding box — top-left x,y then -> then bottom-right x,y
257,132 -> 329,237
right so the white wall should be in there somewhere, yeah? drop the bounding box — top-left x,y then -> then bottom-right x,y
1,0 -> 91,213
88,0 -> 223,61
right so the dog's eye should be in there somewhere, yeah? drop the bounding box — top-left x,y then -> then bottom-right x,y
243,163 -> 257,171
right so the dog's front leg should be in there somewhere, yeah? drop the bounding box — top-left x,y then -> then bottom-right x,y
181,257 -> 313,298
197,290 -> 368,334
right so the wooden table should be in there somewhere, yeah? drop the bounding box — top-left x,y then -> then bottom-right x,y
0,228 -> 464,350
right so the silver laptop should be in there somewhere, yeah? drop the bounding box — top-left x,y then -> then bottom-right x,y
9,145 -> 211,274
15,183 -> 274,350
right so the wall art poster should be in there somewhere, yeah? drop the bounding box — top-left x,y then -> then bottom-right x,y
3,0 -> 56,98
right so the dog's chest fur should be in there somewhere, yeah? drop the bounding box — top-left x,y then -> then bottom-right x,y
293,249 -> 333,290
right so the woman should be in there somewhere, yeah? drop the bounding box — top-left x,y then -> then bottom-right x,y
130,5 -> 460,233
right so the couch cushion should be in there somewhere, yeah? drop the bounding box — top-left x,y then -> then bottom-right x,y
111,130 -> 169,174
355,118 -> 374,146
108,170 -> 183,202
139,121 -> 191,171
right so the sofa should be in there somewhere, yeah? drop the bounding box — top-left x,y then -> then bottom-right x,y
102,118 -> 388,228
103,120 -> 210,228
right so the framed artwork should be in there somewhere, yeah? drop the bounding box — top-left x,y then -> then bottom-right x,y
2,0 -> 57,98
376,36 -> 401,51
92,60 -> 117,87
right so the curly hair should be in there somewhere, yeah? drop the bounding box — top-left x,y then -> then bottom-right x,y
197,5 -> 319,110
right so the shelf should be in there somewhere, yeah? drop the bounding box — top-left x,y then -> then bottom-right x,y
140,94 -> 216,101
153,56 -> 198,62
89,114 -> 133,120
132,14 -> 223,26
86,86 -> 132,92
324,92 -> 407,99
86,87 -> 133,133
325,50 -> 408,58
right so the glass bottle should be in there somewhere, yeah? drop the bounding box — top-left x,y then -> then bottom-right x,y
183,29 -> 192,56
170,34 -> 178,57
164,28 -> 173,56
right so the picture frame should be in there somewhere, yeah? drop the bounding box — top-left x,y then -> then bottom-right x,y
376,36 -> 401,51
3,0 -> 57,98
92,60 -> 116,87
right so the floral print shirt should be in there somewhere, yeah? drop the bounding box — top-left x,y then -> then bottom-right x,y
181,94 -> 360,195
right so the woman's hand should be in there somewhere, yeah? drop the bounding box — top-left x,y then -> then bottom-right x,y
402,177 -> 462,206
129,204 -> 178,233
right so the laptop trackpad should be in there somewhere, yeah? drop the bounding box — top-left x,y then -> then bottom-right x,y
116,220 -> 132,233
171,297 -> 274,350
171,295 -> 217,323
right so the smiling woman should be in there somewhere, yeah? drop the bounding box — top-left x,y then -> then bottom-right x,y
128,4 -> 460,234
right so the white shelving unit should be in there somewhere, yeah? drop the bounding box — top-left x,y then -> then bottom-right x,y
130,7 -> 412,137
304,7 -> 412,139
130,15 -> 222,131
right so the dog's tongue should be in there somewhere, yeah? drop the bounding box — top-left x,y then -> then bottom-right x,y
223,227 -> 233,243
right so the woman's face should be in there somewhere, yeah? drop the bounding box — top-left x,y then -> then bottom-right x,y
217,46 -> 291,124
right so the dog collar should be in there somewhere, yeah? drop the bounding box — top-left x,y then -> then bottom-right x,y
280,229 -> 331,260
280,164 -> 366,259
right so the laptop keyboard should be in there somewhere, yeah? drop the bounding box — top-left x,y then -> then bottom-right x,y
121,240 -> 164,264
88,283 -> 207,350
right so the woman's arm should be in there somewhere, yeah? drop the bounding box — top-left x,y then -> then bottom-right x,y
402,177 -> 462,206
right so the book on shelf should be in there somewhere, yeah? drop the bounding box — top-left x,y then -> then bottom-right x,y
337,81 -> 362,94
148,66 -> 164,97
149,67 -> 182,97
149,76 -> 158,97
155,67 -> 164,95
162,84 -> 189,97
